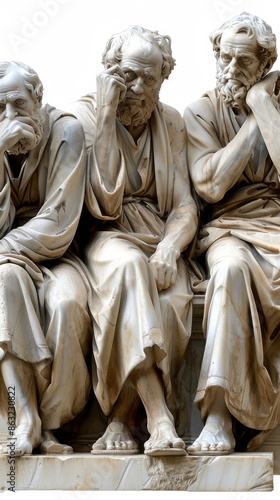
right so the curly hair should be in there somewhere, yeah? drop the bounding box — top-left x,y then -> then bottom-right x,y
0,61 -> 43,107
210,12 -> 277,68
101,25 -> 176,80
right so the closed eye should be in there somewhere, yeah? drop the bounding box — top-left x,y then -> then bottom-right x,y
240,57 -> 252,66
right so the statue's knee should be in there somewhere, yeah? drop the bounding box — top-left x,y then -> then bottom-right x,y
0,263 -> 28,283
213,256 -> 249,285
117,250 -> 149,282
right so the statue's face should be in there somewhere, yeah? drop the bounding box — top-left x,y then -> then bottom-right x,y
217,28 -> 264,108
0,69 -> 37,120
0,68 -> 43,154
116,36 -> 164,127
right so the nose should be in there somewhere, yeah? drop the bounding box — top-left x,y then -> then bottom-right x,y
226,57 -> 240,77
131,77 -> 144,94
5,102 -> 18,119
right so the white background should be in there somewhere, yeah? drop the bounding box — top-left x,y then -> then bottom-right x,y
1,0 -> 280,498
1,0 -> 280,115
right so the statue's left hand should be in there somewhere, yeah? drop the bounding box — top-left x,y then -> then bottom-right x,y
246,70 -> 280,107
148,243 -> 179,292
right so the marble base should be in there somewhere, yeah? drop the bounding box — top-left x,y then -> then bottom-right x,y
0,452 -> 273,492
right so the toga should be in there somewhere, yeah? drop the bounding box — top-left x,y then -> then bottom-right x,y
184,88 -> 280,448
0,104 -> 91,429
69,94 -> 198,417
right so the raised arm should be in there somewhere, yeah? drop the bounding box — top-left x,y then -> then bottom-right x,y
88,66 -> 127,218
94,65 -> 127,188
70,67 -> 128,220
0,115 -> 39,239
183,98 -> 261,203
0,116 -> 86,261
246,70 -> 280,173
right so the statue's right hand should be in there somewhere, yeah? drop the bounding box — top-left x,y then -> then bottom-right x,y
96,65 -> 127,111
0,117 -> 36,153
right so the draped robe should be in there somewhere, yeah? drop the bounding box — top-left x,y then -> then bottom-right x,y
0,105 -> 91,429
70,95 -> 198,416
184,89 -> 280,448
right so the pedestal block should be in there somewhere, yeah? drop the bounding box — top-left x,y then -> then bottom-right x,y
0,452 -> 273,492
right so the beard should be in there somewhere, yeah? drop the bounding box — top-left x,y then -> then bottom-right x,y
117,92 -> 159,127
7,109 -> 44,155
216,66 -> 263,109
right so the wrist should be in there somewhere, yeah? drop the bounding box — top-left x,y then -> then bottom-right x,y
157,239 -> 180,259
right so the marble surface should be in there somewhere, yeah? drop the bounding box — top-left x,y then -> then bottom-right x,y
0,452 -> 273,491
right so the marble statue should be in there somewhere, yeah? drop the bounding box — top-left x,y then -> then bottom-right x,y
68,25 -> 198,456
183,12 -> 280,455
0,61 -> 92,456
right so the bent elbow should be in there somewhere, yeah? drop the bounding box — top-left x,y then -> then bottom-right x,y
195,182 -> 225,204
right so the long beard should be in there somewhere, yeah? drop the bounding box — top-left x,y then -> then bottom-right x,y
218,79 -> 247,108
216,66 -> 263,109
7,110 -> 44,155
117,93 -> 159,127
217,72 -> 249,108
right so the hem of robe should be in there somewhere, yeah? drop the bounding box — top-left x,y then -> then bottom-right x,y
194,379 -> 280,432
93,340 -> 180,417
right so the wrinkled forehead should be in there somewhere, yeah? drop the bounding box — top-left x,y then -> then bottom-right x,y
121,36 -> 163,69
220,27 -> 259,53
0,69 -> 29,98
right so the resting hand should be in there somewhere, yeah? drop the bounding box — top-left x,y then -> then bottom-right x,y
149,243 -> 180,292
96,65 -> 127,112
246,70 -> 280,108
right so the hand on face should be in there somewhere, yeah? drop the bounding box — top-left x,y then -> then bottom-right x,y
0,115 -> 38,154
0,68 -> 42,155
258,70 -> 280,95
246,70 -> 280,108
96,64 -> 127,112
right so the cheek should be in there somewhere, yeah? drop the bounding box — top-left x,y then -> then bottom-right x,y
243,67 -> 259,81
150,84 -> 161,97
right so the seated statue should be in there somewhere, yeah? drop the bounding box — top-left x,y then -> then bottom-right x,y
184,11 -> 280,455
0,61 -> 92,455
68,25 -> 198,456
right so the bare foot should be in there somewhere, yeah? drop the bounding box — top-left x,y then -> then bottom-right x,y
0,422 -> 41,456
144,421 -> 186,456
0,435 -> 33,456
15,420 -> 42,455
187,421 -> 235,455
91,420 -> 138,454
40,430 -> 73,454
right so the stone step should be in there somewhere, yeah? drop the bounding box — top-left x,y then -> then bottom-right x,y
1,452 -> 273,492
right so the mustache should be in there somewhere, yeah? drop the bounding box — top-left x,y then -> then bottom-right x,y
117,93 -> 159,127
217,69 -> 251,89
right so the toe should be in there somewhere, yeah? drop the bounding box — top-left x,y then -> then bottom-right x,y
92,442 -> 105,450
173,438 -> 185,449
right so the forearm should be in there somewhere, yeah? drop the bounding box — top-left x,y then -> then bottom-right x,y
88,122 -> 125,218
0,155 -> 15,236
192,115 -> 259,203
0,152 -> 7,190
2,119 -> 86,260
248,91 -> 280,172
94,106 -> 122,191
160,204 -> 198,255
